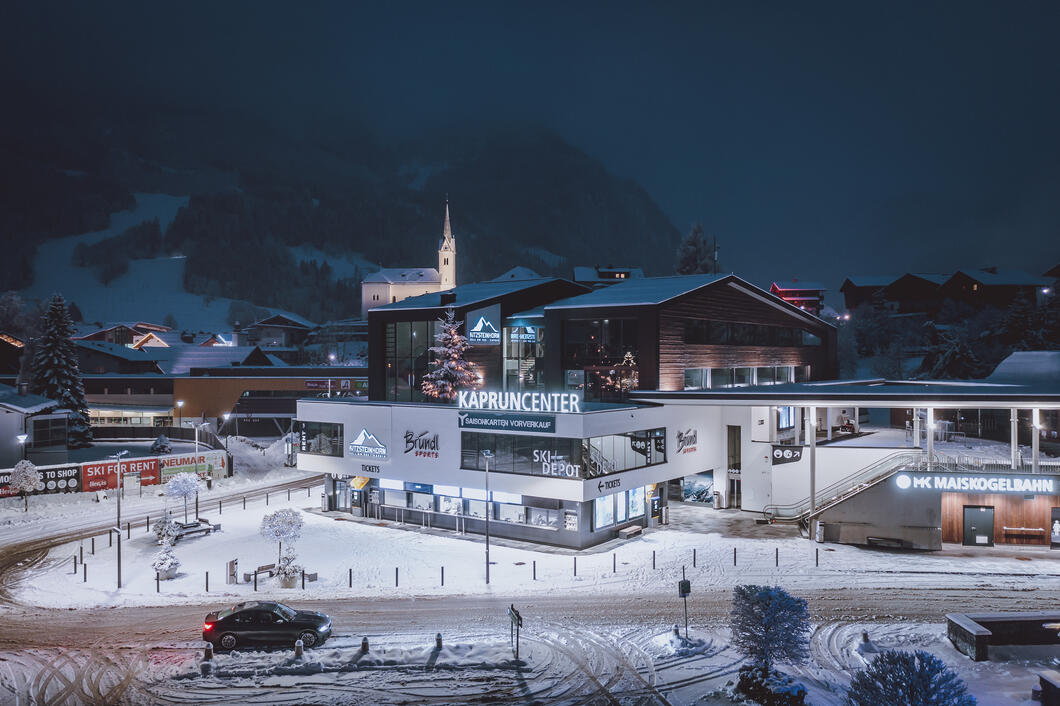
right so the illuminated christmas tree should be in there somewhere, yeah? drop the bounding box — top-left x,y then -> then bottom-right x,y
422,308 -> 478,402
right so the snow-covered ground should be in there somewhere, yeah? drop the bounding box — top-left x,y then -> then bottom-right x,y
828,424 -> 1055,462
0,437 -> 309,534
20,193 -> 310,331
17,494 -> 1060,610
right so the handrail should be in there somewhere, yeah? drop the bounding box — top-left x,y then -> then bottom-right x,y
762,452 -> 932,522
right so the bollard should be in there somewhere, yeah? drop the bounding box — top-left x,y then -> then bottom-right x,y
146,516 -> 150,531
219,500 -> 222,515
80,545 -> 84,563
83,562 -> 87,583
156,571 -> 160,592
816,547 -> 819,567
294,639 -> 304,658
435,633 -> 442,649
652,550 -> 656,570
126,522 -> 131,539
288,488 -> 291,501
693,547 -> 696,568
91,537 -> 95,555
349,567 -> 352,588
673,623 -> 680,636
307,487 -> 311,498
301,569 -> 305,590
733,547 -> 736,566
776,547 -> 779,567
573,556 -> 577,577
361,636 -> 369,652
254,571 -> 258,592
109,532 -> 112,548
266,492 -> 269,506
73,555 -> 77,573
206,571 -> 209,592
243,496 -> 246,510
613,553 -> 616,573
395,567 -> 399,587
441,566 -> 445,587
204,643 -> 214,661
532,560 -> 536,580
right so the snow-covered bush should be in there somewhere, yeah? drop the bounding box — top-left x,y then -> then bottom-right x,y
260,508 -> 304,563
731,584 -> 810,669
736,664 -> 807,706
846,649 -> 976,706
165,472 -> 200,522
9,460 -> 41,512
731,585 -> 810,705
152,514 -> 179,545
152,545 -> 180,577
150,434 -> 173,454
275,545 -> 303,580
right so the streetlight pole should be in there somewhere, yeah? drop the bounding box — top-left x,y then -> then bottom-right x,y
176,399 -> 184,430
16,433 -> 28,461
222,412 -> 231,451
113,449 -> 128,589
481,449 -> 494,585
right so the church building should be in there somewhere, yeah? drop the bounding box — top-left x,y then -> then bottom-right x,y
360,202 -> 457,319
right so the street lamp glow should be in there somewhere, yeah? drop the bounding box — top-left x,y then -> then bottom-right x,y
16,434 -> 28,444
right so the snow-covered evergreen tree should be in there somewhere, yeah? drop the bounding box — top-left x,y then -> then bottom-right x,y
421,308 -> 478,402
275,545 -> 303,580
846,649 -> 975,706
675,222 -> 720,275
731,584 -> 810,669
10,460 -> 41,512
150,435 -> 173,454
152,513 -> 180,544
152,544 -> 181,577
30,293 -> 92,447
260,508 -> 304,563
165,472 -> 200,522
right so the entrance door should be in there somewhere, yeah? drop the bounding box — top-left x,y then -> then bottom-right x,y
963,506 -> 994,547
334,480 -> 351,512
726,426 -> 742,470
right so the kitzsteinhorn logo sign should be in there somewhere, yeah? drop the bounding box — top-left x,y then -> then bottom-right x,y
348,428 -> 387,459
468,316 -> 500,344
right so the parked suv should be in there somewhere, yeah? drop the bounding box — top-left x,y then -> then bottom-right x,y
203,601 -> 332,650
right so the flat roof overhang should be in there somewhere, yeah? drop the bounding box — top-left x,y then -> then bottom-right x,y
631,381 -> 1060,409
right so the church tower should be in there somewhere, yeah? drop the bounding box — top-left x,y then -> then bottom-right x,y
438,199 -> 456,290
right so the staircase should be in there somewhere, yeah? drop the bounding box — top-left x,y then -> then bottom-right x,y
762,451 -> 935,525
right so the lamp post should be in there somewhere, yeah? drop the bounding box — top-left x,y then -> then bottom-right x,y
221,412 -> 231,451
113,449 -> 128,589
176,399 -> 184,430
16,433 -> 27,461
481,449 -> 494,585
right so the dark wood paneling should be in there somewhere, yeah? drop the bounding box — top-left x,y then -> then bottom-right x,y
942,492 -> 1056,546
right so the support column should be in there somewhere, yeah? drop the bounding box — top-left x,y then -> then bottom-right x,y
913,408 -> 921,449
808,405 -> 817,520
794,407 -> 802,446
926,407 -> 934,469
1010,409 -> 1019,470
1033,408 -> 1040,473
853,407 -> 860,433
826,407 -> 833,441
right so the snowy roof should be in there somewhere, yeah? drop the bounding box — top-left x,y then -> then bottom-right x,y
906,273 -> 949,285
0,383 -> 58,414
987,351 -> 1060,384
771,281 -> 825,292
142,346 -> 280,374
75,340 -> 159,362
134,331 -> 221,347
1045,263 -> 1060,278
74,321 -> 171,339
362,268 -> 440,285
946,269 -> 1049,287
545,274 -> 729,308
572,265 -> 646,282
506,305 -> 547,325
491,266 -> 542,281
370,278 -> 564,312
840,276 -> 897,289
247,312 -> 318,330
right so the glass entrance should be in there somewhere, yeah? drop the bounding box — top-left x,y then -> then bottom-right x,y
334,480 -> 351,512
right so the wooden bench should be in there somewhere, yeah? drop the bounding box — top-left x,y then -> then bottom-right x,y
243,563 -> 277,583
947,612 -> 1060,662
172,520 -> 220,543
618,525 -> 643,540
1039,669 -> 1060,706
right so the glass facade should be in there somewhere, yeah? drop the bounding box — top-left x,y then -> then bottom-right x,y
298,421 -> 344,456
383,321 -> 440,402
684,365 -> 799,390
684,320 -> 822,347
563,318 -> 640,401
461,429 -> 666,479
503,325 -> 545,391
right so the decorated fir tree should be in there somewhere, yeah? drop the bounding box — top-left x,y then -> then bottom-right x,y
421,307 -> 478,402
30,293 -> 92,447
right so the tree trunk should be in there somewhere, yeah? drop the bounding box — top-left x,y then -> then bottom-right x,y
184,497 -> 189,523
278,540 -> 282,565
23,493 -> 28,512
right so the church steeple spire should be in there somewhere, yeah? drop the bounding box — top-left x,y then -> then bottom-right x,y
438,198 -> 456,290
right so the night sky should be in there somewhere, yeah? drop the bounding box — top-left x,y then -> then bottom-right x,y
5,1 -> 1059,294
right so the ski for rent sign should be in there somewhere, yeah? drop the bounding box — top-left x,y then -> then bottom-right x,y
81,457 -> 160,492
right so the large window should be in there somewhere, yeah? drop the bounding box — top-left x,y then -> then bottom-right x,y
503,326 -> 546,391
628,487 -> 645,518
298,421 -> 344,457
683,365 -> 796,390
462,432 -> 584,478
584,428 -> 666,477
594,495 -> 614,529
384,320 -> 439,402
684,320 -> 821,347
778,406 -> 797,430
562,318 -> 638,369
30,416 -> 67,448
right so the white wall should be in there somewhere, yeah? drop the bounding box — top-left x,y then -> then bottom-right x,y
0,409 -> 24,468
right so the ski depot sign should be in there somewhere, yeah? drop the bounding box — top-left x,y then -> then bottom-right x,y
894,472 -> 1058,495
458,391 -> 581,414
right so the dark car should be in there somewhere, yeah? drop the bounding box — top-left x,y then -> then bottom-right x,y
203,601 -> 332,650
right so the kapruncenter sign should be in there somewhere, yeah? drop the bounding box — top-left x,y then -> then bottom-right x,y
894,472 -> 1057,494
458,391 -> 581,414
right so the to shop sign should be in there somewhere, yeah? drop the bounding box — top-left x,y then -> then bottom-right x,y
0,464 -> 81,497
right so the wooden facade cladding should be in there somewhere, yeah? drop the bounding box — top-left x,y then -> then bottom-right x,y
942,492 -> 1059,546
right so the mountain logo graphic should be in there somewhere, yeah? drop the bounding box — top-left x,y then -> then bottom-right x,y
348,428 -> 387,458
470,317 -> 499,334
